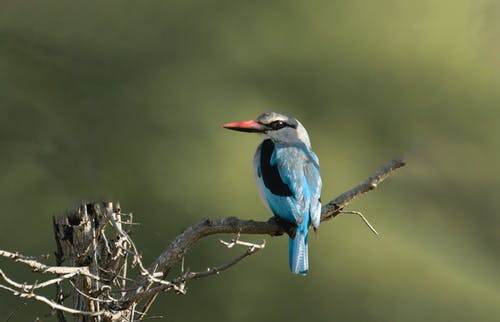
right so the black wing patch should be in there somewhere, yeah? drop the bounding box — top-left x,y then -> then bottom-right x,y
260,139 -> 293,196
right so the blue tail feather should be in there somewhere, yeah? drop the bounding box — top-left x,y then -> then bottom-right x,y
289,228 -> 309,275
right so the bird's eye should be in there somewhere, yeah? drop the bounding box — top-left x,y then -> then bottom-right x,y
270,120 -> 287,130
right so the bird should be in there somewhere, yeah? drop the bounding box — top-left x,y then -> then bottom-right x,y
223,112 -> 322,275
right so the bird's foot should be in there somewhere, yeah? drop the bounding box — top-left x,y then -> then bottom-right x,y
269,216 -> 297,238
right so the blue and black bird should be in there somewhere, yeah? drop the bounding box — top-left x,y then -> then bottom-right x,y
223,112 -> 322,275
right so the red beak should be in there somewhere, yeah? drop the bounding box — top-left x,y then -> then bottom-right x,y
222,119 -> 267,133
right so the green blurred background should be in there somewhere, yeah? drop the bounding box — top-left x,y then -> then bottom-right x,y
1,0 -> 499,321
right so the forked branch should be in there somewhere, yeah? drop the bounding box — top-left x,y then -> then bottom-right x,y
0,157 -> 405,321
135,158 -> 406,289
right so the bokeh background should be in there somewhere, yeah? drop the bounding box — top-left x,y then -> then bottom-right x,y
1,1 -> 499,321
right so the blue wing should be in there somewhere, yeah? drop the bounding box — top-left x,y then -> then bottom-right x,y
303,150 -> 322,228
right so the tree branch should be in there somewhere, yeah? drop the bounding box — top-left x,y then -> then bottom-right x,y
321,158 -> 406,221
0,250 -> 100,280
186,237 -> 266,280
0,157 -> 405,321
131,158 -> 406,295
0,273 -> 116,319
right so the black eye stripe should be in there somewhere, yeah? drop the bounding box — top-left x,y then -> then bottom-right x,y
269,120 -> 288,130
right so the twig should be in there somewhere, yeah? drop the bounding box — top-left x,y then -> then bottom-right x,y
185,238 -> 265,280
339,211 -> 379,235
0,250 -> 100,280
0,283 -> 115,318
0,268 -> 76,291
218,233 -> 266,249
136,293 -> 159,321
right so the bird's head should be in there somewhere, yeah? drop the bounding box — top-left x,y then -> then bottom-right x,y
223,112 -> 311,147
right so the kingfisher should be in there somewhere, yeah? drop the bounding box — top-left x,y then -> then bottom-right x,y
223,112 -> 322,275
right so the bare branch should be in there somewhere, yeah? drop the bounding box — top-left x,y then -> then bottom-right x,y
0,268 -> 76,291
136,293 -> 159,321
0,279 -> 115,318
0,250 -> 100,280
321,158 -> 406,220
219,233 -> 266,249
132,158 -> 406,295
184,238 -> 266,280
0,157 -> 405,321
